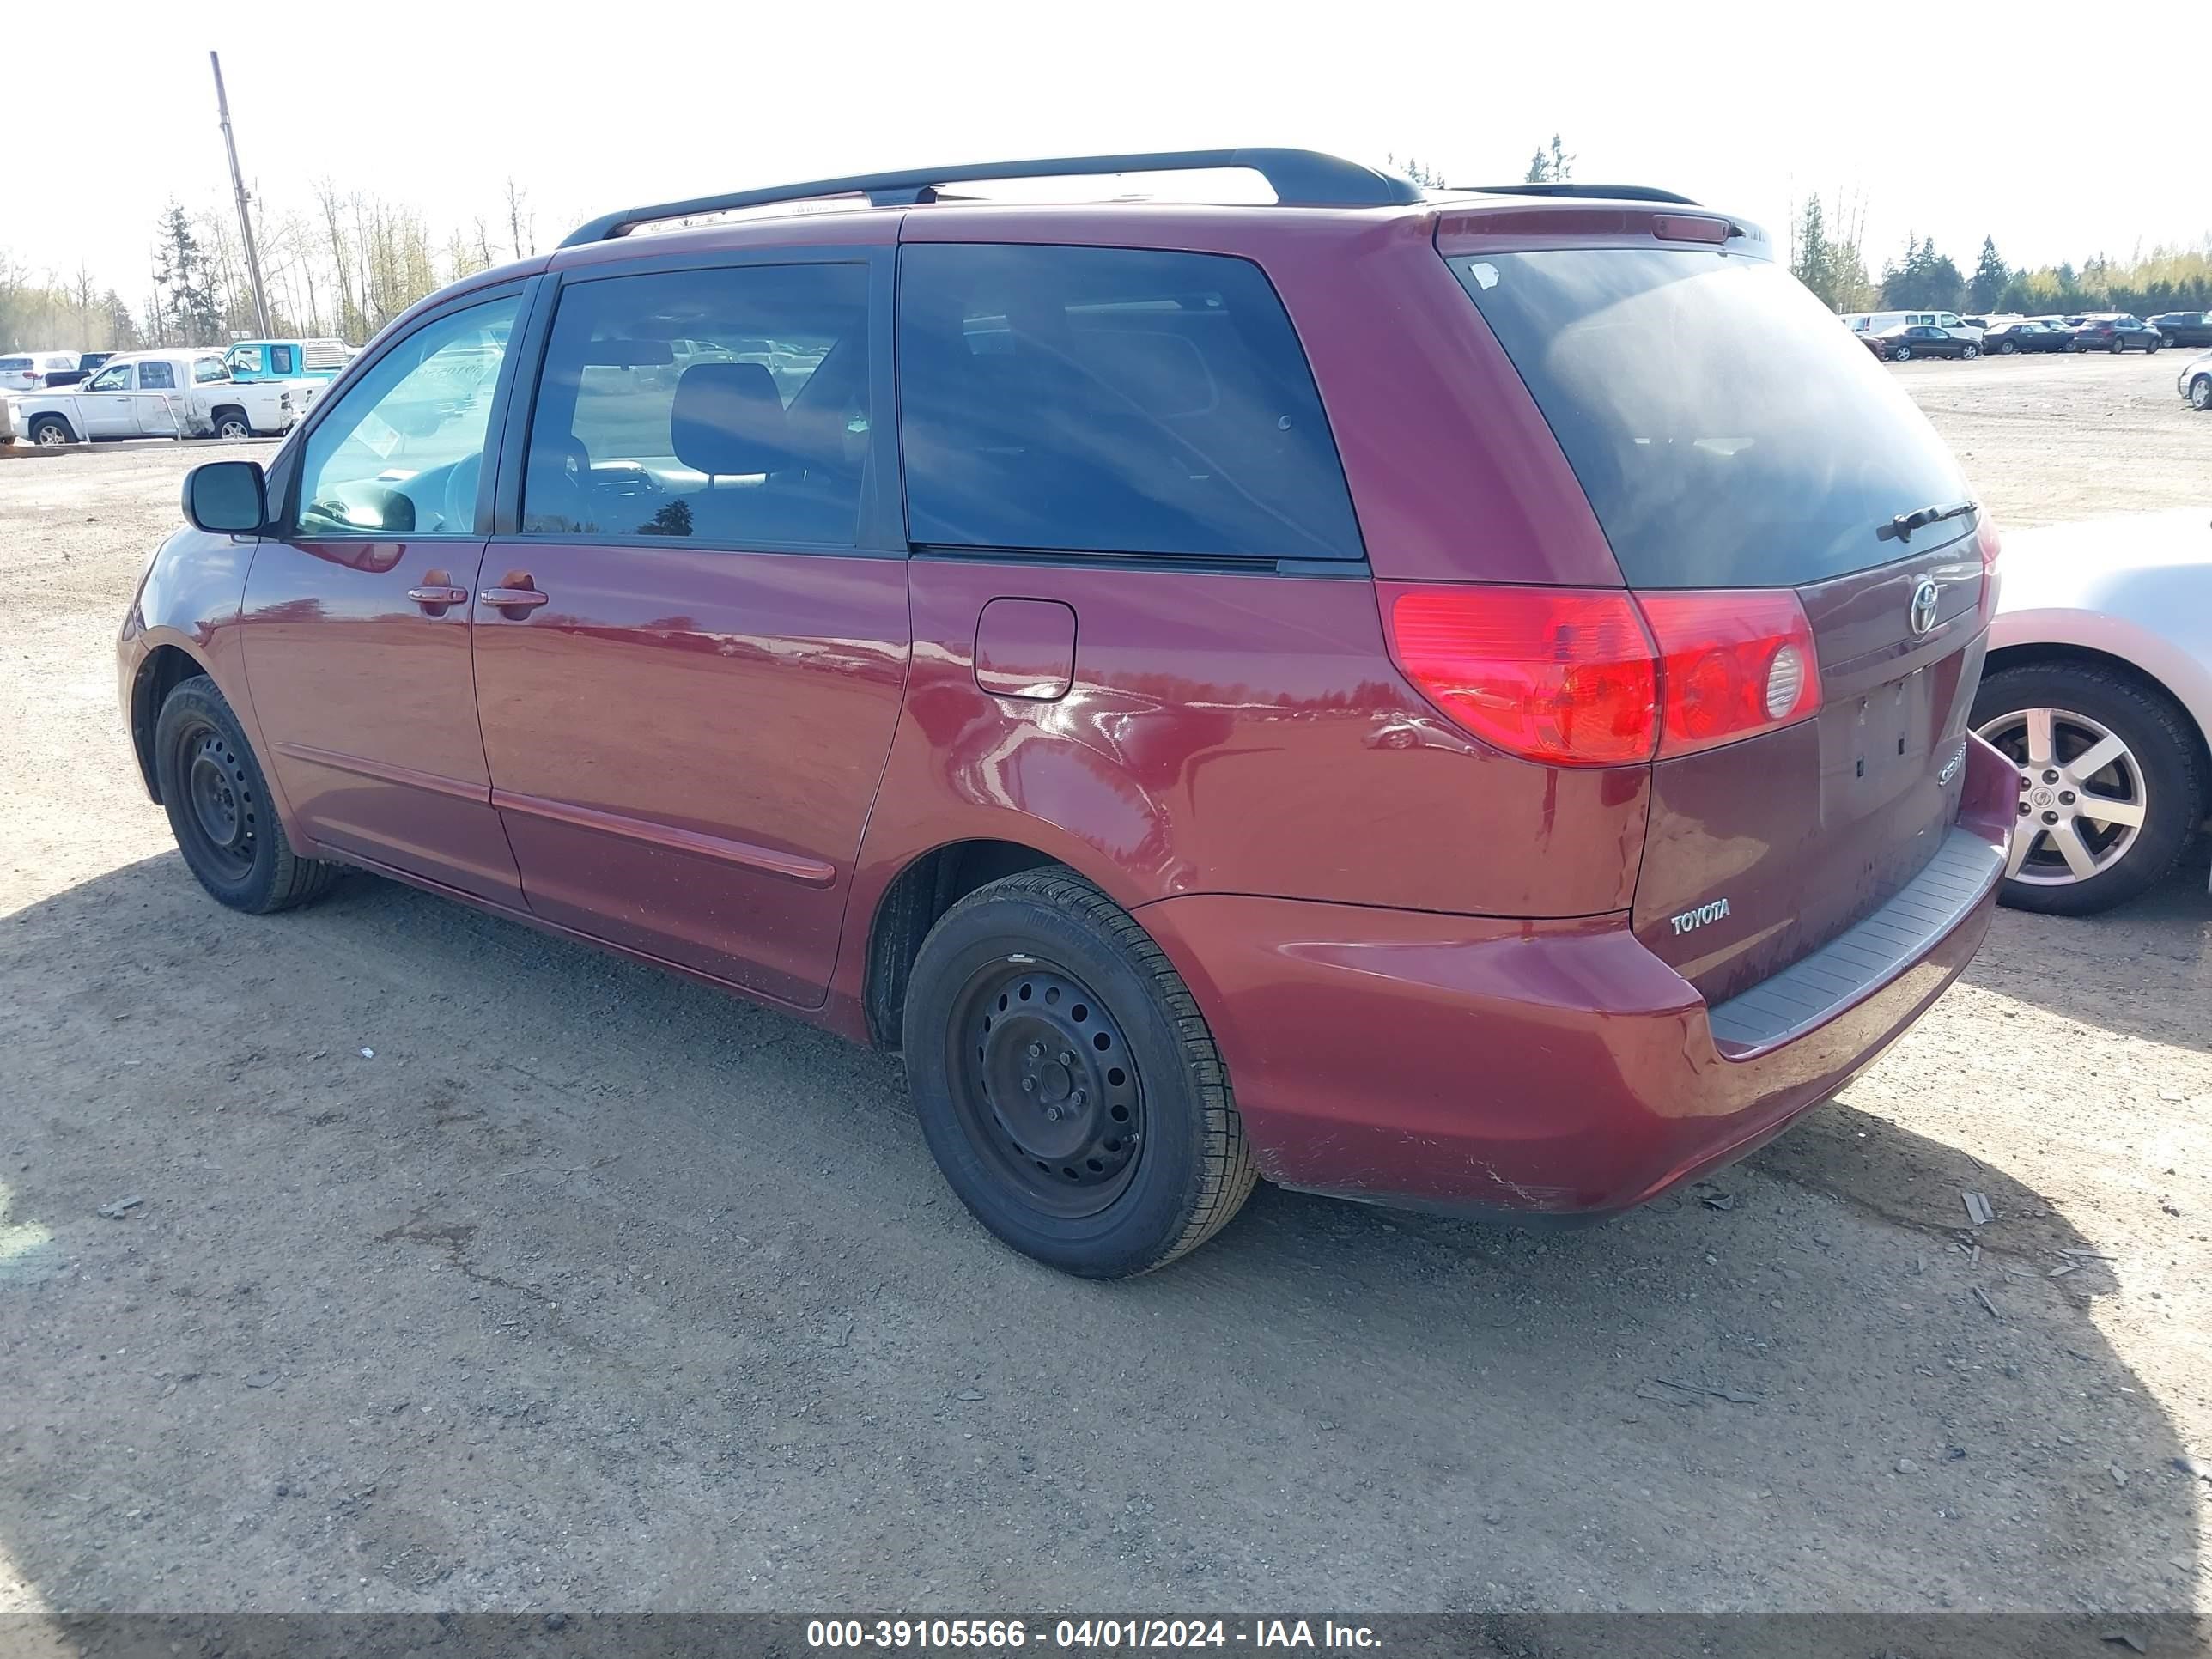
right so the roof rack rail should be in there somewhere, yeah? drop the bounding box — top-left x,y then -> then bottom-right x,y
1456,182 -> 1702,205
557,149 -> 1426,248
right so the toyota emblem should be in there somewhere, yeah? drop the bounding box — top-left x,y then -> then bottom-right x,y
1909,578 -> 1941,636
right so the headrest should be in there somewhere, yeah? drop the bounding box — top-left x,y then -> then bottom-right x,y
672,361 -> 790,476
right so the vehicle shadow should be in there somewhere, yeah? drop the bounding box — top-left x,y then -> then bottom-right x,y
0,854 -> 2197,1621
1962,842 -> 2210,1044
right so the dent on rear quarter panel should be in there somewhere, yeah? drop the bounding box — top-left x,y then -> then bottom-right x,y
839,559 -> 1651,947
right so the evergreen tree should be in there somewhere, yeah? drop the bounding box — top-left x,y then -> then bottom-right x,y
1968,236 -> 2009,312
153,203 -> 223,345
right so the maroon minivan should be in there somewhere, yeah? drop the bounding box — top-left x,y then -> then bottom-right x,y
121,150 -> 2015,1276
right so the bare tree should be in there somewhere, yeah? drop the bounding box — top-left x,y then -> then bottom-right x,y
505,177 -> 535,262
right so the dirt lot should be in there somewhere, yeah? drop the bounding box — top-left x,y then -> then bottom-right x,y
0,352 -> 2208,1622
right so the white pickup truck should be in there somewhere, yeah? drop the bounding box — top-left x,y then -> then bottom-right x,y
9,349 -> 317,447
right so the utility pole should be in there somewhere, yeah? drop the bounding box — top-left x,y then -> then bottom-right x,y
209,50 -> 272,339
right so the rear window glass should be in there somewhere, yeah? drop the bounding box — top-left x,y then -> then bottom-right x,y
0,358 -> 29,371
899,244 -> 1363,561
521,263 -> 870,546
1449,248 -> 1971,588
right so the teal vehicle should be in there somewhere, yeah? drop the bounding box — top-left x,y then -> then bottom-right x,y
224,337 -> 355,383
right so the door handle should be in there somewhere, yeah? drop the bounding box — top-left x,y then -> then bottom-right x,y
480,585 -> 550,617
407,584 -> 469,611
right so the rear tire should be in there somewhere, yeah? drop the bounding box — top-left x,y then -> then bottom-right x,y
2110,337 -> 2124,354
154,676 -> 341,914
902,868 -> 1258,1277
1972,663 -> 2204,916
1999,339 -> 2018,354
1891,344 -> 1911,362
211,408 -> 252,441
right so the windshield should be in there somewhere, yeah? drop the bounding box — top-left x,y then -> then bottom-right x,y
1449,247 -> 1970,587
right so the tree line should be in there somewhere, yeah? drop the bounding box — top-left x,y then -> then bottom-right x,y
1790,194 -> 2212,318
0,178 -> 545,354
8,155 -> 2209,353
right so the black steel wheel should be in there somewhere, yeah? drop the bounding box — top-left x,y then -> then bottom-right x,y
902,869 -> 1257,1276
952,962 -> 1146,1217
154,676 -> 340,913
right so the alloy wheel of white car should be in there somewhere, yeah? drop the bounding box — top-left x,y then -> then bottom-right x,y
1977,706 -> 2147,887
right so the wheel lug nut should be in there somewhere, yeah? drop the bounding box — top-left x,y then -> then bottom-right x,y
2016,801 -> 2031,815
1059,1051 -> 1075,1067
1071,1091 -> 1086,1107
1028,1042 -> 1045,1059
2042,769 -> 2059,784
1044,1106 -> 1061,1122
1021,1078 -> 1036,1093
2041,810 -> 2059,824
2058,790 -> 2075,805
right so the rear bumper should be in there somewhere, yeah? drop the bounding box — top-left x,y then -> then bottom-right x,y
1139,735 -> 2014,1218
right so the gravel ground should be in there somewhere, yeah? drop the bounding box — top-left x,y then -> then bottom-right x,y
0,354 -> 2207,1622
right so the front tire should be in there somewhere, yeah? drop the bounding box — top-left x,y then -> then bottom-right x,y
2191,374 -> 2212,411
30,416 -> 73,447
1962,344 -> 1980,359
154,677 -> 340,914
902,869 -> 1257,1277
1972,664 -> 2205,915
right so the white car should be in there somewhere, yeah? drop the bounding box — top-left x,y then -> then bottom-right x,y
2180,350 -> 2212,412
0,349 -> 84,392
1978,508 -> 2212,913
11,349 -> 311,446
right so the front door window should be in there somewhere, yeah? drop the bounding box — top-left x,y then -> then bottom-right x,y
294,297 -> 519,538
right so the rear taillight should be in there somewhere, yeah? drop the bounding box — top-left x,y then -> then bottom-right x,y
1637,590 -> 1821,760
25,373 -> 43,388
1381,583 -> 1823,767
1380,584 -> 1657,767
1974,514 -> 2002,623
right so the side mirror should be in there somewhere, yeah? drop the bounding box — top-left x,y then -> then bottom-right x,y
182,459 -> 268,535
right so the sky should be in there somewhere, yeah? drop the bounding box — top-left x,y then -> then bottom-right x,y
8,0 -> 2206,308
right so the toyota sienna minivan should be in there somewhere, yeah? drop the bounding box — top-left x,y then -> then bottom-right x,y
119,149 -> 2015,1276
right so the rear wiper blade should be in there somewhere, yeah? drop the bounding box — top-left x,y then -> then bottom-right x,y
1879,500 -> 1977,543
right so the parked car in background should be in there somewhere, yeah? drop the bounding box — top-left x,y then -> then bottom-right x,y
2181,350 -> 2212,411
15,349 -> 312,446
1869,323 -> 1980,361
1844,308 -> 1983,344
2149,311 -> 2212,349
1978,509 -> 2210,914
0,350 -> 83,392
2069,315 -> 2162,353
1981,320 -> 2074,355
224,337 -> 356,382
117,149 -> 2013,1278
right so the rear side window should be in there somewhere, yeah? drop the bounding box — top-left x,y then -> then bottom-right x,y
138,361 -> 176,390
898,244 -> 1362,561
1451,248 -> 1969,588
271,345 -> 296,374
521,263 -> 870,547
